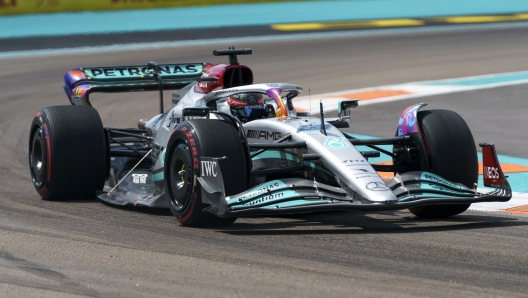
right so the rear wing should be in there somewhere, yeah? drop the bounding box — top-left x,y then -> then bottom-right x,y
63,63 -> 205,106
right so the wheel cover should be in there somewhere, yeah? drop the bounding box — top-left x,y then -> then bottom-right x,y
169,143 -> 194,211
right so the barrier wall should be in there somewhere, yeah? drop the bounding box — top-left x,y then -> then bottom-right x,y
0,0 -> 296,16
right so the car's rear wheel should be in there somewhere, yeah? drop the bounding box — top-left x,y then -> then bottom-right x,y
165,119 -> 248,227
409,109 -> 478,218
29,105 -> 108,200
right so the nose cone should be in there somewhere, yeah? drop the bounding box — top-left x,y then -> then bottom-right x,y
360,181 -> 398,202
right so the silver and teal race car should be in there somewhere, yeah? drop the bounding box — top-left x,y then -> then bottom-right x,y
29,48 -> 511,226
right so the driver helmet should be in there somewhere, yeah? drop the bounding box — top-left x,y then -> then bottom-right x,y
227,93 -> 275,122
227,93 -> 265,107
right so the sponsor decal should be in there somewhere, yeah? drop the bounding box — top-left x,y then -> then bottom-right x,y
342,159 -> 368,167
297,123 -> 332,133
181,126 -> 199,169
324,137 -> 348,149
167,112 -> 182,127
365,182 -> 389,191
484,166 -> 500,181
214,89 -> 239,96
228,182 -> 301,209
200,160 -> 218,177
422,173 -> 459,189
86,64 -> 200,78
230,92 -> 264,105
243,192 -> 284,206
249,96 -> 259,105
345,164 -> 369,167
244,104 -> 266,110
246,130 -> 282,140
266,83 -> 279,87
232,189 -> 310,208
230,181 -> 282,202
252,182 -> 281,196
132,174 -> 148,184
355,175 -> 378,179
342,159 -> 366,164
350,169 -> 377,177
198,72 -> 213,89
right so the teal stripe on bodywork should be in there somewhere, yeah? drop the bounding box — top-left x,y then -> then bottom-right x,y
152,171 -> 164,182
398,193 -> 456,202
260,199 -> 332,209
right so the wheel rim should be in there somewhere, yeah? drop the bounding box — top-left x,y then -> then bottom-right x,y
176,163 -> 186,190
29,127 -> 46,188
169,143 -> 193,211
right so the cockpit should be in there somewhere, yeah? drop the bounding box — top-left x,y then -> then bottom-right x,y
208,87 -> 301,122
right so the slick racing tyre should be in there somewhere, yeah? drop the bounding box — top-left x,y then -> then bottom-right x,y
409,109 -> 478,218
165,119 -> 248,227
29,105 -> 108,200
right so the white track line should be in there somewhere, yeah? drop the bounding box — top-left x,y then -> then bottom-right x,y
294,73 -> 528,112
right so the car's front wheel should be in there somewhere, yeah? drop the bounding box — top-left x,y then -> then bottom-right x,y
408,109 -> 478,218
164,119 -> 248,227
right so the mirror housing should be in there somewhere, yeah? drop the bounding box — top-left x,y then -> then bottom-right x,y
338,100 -> 358,114
182,106 -> 209,117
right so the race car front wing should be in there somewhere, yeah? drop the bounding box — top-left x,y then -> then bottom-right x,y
200,143 -> 511,217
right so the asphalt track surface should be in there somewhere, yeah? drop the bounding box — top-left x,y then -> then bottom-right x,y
1,26 -> 528,297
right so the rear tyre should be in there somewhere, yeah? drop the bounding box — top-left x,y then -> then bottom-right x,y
409,109 -> 478,218
28,105 -> 108,200
165,119 -> 248,227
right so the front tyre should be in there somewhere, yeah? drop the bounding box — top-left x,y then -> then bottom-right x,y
165,119 -> 248,227
29,105 -> 108,200
409,109 -> 478,218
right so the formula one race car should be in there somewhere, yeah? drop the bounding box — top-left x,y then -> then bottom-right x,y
29,48 -> 512,226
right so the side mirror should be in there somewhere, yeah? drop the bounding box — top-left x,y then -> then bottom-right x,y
182,106 -> 209,117
336,100 -> 358,127
338,100 -> 358,114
